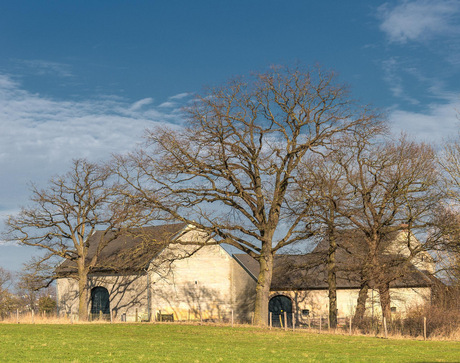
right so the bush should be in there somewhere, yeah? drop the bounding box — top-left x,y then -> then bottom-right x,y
384,304 -> 460,338
349,302 -> 460,339
38,296 -> 56,314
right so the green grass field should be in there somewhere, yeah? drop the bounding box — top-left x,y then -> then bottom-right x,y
0,324 -> 459,362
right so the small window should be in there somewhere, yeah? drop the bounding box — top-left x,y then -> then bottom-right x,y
390,307 -> 397,313
301,309 -> 310,316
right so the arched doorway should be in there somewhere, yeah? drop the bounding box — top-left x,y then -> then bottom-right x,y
268,295 -> 292,327
90,286 -> 110,319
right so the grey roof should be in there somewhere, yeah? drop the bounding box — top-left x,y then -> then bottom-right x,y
233,229 -> 434,290
56,223 -> 187,276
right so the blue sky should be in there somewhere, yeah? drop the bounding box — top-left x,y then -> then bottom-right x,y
1,0 -> 460,272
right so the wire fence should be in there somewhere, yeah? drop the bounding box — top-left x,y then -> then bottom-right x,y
1,308 -> 452,340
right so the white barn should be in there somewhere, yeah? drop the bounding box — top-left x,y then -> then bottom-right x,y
56,224 -> 436,324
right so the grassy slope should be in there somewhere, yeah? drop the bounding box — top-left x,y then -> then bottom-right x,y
0,324 -> 459,362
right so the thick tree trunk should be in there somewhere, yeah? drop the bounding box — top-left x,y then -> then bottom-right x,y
327,230 -> 337,329
378,282 -> 391,323
253,252 -> 274,327
353,281 -> 369,327
78,267 -> 89,321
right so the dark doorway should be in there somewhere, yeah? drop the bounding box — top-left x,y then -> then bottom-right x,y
269,295 -> 292,327
90,286 -> 110,319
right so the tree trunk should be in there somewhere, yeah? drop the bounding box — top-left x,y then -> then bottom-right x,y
378,282 -> 391,323
253,251 -> 274,327
327,230 -> 337,329
78,269 -> 89,321
353,281 -> 369,327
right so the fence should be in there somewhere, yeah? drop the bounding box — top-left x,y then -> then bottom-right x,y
0,309 -> 441,340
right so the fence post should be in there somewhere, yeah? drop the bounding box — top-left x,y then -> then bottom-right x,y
423,317 -> 427,340
292,312 -> 295,332
31,310 -> 35,324
269,312 -> 272,330
110,309 -> 113,323
383,317 -> 388,339
16,309 -> 19,324
319,315 -> 322,333
284,311 -> 287,331
231,310 -> 234,328
135,308 -> 138,323
327,315 -> 330,330
349,316 -> 352,335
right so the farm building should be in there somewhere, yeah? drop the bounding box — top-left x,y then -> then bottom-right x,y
56,223 -> 435,323
235,228 -> 435,325
56,223 -> 256,322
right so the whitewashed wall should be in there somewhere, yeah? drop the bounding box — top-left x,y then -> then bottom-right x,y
270,286 -> 431,325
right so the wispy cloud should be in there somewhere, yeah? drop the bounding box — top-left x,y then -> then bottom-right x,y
17,59 -> 74,78
159,101 -> 177,108
130,97 -> 154,111
378,0 -> 460,43
381,57 -> 420,105
0,74 -> 186,218
169,92 -> 190,100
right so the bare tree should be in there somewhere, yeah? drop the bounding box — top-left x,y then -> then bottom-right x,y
0,267 -> 11,294
294,155 -> 354,328
115,65 -> 383,326
5,159 -> 153,320
16,270 -> 41,312
292,120 -> 386,327
428,207 -> 460,284
335,135 -> 440,323
430,138 -> 460,282
0,267 -> 18,319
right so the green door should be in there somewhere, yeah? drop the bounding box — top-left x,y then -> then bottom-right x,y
269,295 -> 292,327
91,287 -> 110,316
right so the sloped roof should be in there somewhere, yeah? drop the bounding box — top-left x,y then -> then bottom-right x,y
233,229 -> 434,290
56,223 -> 187,276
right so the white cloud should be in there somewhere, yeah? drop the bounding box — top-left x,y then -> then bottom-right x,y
130,97 -> 154,111
169,92 -> 190,100
0,75 -> 18,89
0,74 -> 185,219
378,0 -> 460,43
388,96 -> 460,143
159,101 -> 176,108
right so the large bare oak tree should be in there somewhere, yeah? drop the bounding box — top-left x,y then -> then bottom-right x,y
116,65 -> 382,326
